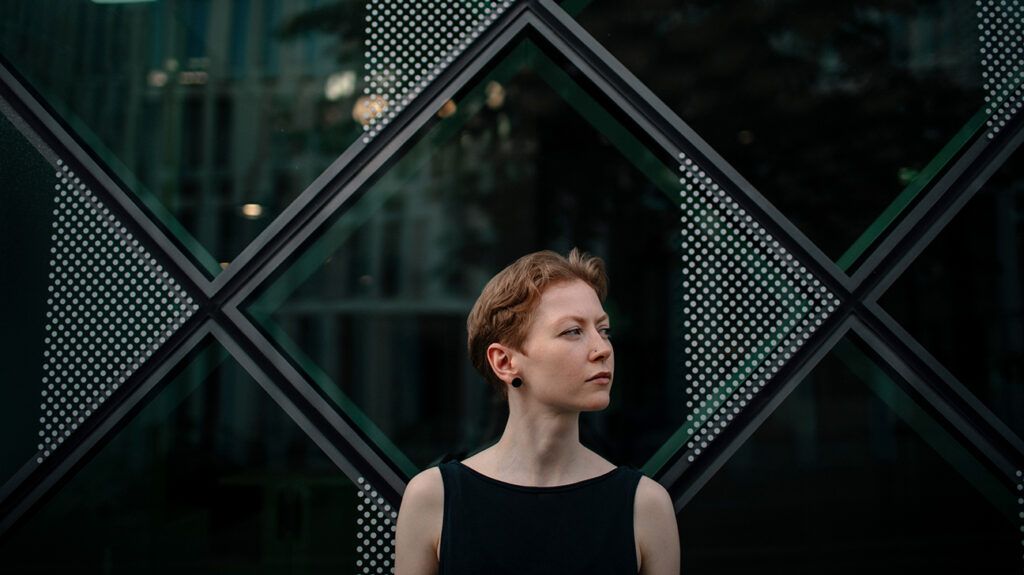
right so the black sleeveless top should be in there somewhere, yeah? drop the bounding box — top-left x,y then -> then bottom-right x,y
437,460 -> 644,575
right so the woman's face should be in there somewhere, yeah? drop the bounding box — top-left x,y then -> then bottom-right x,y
516,279 -> 614,412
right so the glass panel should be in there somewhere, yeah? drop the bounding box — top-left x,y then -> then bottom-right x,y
0,342 -> 390,573
679,338 -> 1017,573
881,146 -> 1024,438
0,0 -> 367,275
0,111 -> 55,489
567,0 -> 985,264
247,40 -> 686,475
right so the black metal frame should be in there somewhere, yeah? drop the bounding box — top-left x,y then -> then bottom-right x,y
1,0 -> 1022,537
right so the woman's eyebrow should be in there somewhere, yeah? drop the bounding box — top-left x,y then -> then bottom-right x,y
554,314 -> 610,324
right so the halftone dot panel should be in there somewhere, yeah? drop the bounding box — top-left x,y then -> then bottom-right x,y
1017,469 -> 1023,563
978,0 -> 1024,139
356,476 -> 398,574
359,0 -> 516,142
677,151 -> 840,463
37,160 -> 199,463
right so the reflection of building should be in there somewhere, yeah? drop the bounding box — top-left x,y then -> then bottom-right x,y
897,1 -> 980,83
2,0 -> 365,264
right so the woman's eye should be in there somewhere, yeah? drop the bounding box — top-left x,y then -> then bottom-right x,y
563,328 -> 583,336
601,327 -> 612,338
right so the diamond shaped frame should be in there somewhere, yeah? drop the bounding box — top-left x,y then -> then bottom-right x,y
1,0 -> 1022,538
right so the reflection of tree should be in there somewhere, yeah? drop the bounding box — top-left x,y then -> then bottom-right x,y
278,1 -> 366,154
578,0 -> 980,259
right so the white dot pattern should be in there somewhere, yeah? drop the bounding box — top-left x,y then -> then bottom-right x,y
356,476 -> 398,574
1018,469 -> 1024,561
36,159 -> 199,463
360,0 -> 516,143
677,152 -> 840,463
977,0 -> 1024,139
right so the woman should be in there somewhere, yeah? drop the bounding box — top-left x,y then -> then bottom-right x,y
394,248 -> 681,575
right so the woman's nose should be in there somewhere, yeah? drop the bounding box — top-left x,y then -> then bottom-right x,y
590,330 -> 612,359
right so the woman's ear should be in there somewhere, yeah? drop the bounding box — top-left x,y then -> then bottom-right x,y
485,342 -> 517,384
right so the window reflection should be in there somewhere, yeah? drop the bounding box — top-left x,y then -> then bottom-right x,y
0,0 -> 368,270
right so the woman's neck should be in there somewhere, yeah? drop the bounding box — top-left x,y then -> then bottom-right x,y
482,407 -> 596,486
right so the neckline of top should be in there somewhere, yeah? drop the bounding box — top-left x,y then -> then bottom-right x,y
454,460 -> 622,492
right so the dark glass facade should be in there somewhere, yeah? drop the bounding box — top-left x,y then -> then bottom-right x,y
1,1 -> 1021,573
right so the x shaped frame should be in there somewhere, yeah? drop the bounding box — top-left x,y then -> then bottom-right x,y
1,0 -> 1022,538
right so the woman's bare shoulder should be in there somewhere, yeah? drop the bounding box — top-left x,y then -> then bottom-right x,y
395,467 -> 445,573
405,466 -> 444,501
633,476 -> 680,575
634,475 -> 671,507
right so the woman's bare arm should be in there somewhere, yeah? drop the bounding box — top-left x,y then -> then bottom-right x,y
394,467 -> 444,575
635,476 -> 681,575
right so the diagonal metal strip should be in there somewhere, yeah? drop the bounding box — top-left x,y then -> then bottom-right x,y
0,60 -> 213,298
0,322 -> 214,537
529,0 -> 856,296
669,314 -> 857,510
849,314 -> 1018,479
860,302 -> 1024,468
856,118 -> 1024,301
210,319 -> 406,503
661,113 -> 1024,506
213,2 -> 532,308
359,0 -> 518,141
0,73 -> 214,539
670,151 -> 841,473
216,7 -> 536,497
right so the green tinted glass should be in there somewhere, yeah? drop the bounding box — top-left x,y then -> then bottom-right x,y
680,337 -> 1016,573
0,0 -> 366,276
0,110 -> 55,489
565,0 -> 986,266
0,342 -> 391,573
882,146 -> 1024,438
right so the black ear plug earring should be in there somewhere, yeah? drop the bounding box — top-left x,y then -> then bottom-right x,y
511,377 -> 523,388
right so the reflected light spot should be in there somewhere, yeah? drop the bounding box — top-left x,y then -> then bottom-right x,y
353,95 -> 388,126
147,70 -> 168,88
437,100 -> 457,118
326,71 -> 357,101
486,81 -> 505,109
241,203 -> 264,219
897,167 -> 919,186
